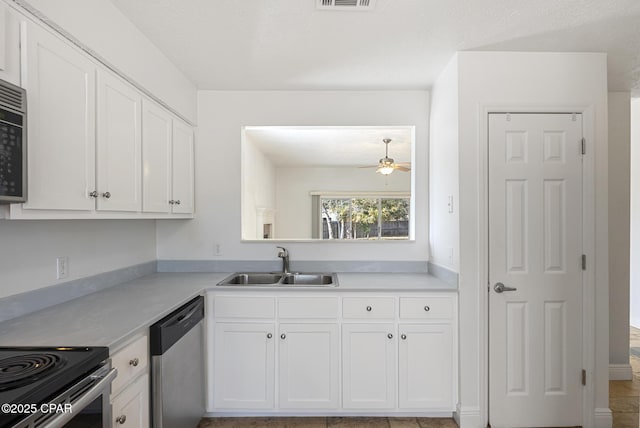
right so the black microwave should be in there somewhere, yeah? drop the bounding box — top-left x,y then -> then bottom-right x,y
0,78 -> 26,204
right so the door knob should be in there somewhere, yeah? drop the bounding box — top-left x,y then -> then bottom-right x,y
494,282 -> 517,293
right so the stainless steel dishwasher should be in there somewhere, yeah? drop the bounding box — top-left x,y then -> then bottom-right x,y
150,295 -> 205,428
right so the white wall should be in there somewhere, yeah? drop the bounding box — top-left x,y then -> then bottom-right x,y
13,0 -> 197,122
452,51 -> 609,426
274,166 -> 410,239
156,90 -> 429,262
608,92 -> 631,370
429,55 -> 459,272
0,220 -> 156,299
242,136 -> 277,239
631,98 -> 640,328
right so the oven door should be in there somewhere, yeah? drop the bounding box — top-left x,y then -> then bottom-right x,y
12,364 -> 117,428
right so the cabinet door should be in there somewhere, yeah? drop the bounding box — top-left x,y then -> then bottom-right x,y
0,3 -> 20,85
96,71 -> 141,212
278,323 -> 339,409
22,21 -> 96,210
171,120 -> 194,214
142,100 -> 172,213
111,373 -> 149,428
398,324 -> 454,410
213,323 -> 275,409
342,323 -> 396,409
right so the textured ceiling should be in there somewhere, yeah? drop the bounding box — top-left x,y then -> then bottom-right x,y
109,0 -> 640,93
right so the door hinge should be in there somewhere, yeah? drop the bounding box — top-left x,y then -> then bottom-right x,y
582,254 -> 587,270
582,369 -> 587,385
581,138 -> 586,155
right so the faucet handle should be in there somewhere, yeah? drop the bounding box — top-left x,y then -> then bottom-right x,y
276,246 -> 288,257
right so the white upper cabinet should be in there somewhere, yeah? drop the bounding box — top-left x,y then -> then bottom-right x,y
21,20 -> 96,211
142,99 -> 194,215
171,119 -> 194,214
0,3 -> 21,85
96,70 -> 142,212
142,100 -> 172,213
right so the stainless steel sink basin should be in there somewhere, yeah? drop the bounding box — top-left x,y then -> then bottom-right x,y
217,272 -> 338,287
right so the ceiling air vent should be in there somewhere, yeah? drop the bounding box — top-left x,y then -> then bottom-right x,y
316,0 -> 376,11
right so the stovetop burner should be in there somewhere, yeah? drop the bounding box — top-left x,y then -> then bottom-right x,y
0,353 -> 64,391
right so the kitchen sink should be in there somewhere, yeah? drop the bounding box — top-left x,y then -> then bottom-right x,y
217,272 -> 338,287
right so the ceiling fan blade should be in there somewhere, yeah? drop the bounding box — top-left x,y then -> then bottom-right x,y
358,165 -> 380,168
394,165 -> 411,172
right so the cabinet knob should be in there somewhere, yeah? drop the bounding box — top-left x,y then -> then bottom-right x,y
102,191 -> 111,199
175,200 -> 181,205
169,200 -> 175,205
116,415 -> 127,424
280,333 -> 286,340
366,306 -> 372,312
267,333 -> 273,339
89,191 -> 98,198
401,334 -> 407,340
387,333 -> 393,339
129,357 -> 139,367
424,305 -> 430,312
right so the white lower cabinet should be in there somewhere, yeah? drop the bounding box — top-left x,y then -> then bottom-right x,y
208,292 -> 457,415
111,373 -> 150,427
278,323 -> 339,409
398,324 -> 453,410
213,323 -> 275,409
342,323 -> 396,409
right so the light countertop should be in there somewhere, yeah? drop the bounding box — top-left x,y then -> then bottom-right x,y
0,272 -> 455,350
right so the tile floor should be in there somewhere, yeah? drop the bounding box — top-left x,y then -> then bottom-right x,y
199,327 -> 640,428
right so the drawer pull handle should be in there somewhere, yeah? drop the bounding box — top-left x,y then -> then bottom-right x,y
129,358 -> 139,367
102,191 -> 111,199
387,333 -> 393,339
267,333 -> 273,339
116,415 -> 127,424
401,334 -> 407,340
366,306 -> 372,312
281,333 -> 286,340
424,305 -> 430,312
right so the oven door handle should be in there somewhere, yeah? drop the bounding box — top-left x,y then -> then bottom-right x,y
41,367 -> 117,428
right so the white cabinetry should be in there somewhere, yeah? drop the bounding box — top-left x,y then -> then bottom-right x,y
278,323 -> 339,409
142,100 -> 194,214
110,335 -> 149,428
0,3 -> 21,86
21,20 -> 96,211
96,70 -> 141,212
207,291 -> 457,416
342,323 -> 396,409
213,322 -> 275,409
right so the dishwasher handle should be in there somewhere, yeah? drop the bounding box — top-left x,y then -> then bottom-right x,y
150,295 -> 204,356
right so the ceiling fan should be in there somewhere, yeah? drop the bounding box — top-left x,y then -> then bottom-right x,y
360,138 -> 411,175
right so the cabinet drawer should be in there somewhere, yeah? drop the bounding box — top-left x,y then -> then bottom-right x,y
214,296 -> 275,319
400,297 -> 454,320
111,335 -> 148,396
278,297 -> 339,319
343,297 -> 395,319
111,373 -> 150,427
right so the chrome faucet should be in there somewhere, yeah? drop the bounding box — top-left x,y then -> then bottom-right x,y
276,246 -> 290,274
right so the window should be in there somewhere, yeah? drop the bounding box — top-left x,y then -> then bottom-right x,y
318,196 -> 410,240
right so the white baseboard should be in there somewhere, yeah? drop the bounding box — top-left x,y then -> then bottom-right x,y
594,407 -> 613,428
609,363 -> 633,380
455,403 -> 482,428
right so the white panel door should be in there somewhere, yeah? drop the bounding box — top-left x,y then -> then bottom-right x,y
489,113 -> 583,427
96,70 -> 141,212
398,324 -> 453,410
213,323 -> 275,409
22,21 -> 96,210
171,120 -> 194,214
142,100 -> 172,213
342,323 -> 396,409
278,323 -> 339,409
111,373 -> 149,428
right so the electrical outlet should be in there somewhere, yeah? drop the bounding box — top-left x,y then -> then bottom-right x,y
448,247 -> 454,262
56,256 -> 69,280
447,195 -> 454,214
214,244 -> 222,256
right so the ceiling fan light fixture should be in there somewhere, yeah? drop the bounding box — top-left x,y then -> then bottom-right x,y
376,163 -> 395,175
